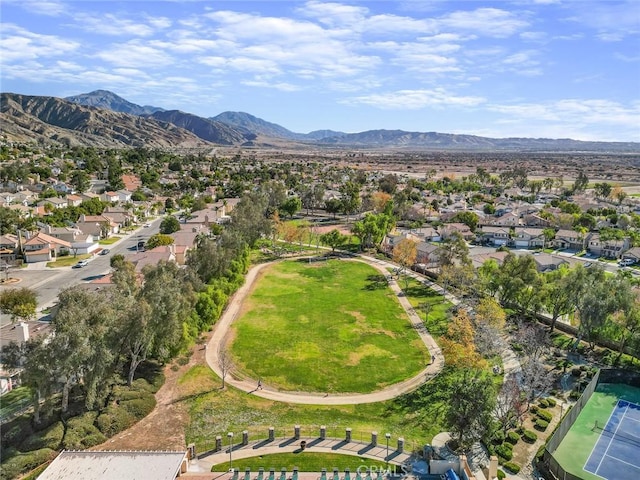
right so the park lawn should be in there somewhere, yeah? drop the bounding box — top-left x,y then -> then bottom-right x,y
0,386 -> 31,419
230,260 -> 429,393
401,277 -> 451,339
181,365 -> 451,456
210,452 -> 389,472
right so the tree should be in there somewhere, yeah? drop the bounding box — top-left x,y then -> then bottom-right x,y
159,215 -> 181,234
145,233 -> 174,250
451,211 -> 479,232
494,375 -> 526,434
594,182 -> 612,199
320,229 -> 348,252
611,185 -> 627,205
0,288 -> 37,323
164,197 -> 175,212
393,238 -> 418,288
445,369 -> 496,450
474,297 -> 506,329
541,267 -> 575,332
324,198 -> 342,219
279,196 -> 302,218
70,170 -> 90,193
519,358 -> 554,409
440,310 -> 483,368
436,232 -> 470,267
572,171 -> 589,194
218,347 -> 233,389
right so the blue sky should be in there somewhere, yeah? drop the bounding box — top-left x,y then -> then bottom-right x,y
2,0 -> 639,141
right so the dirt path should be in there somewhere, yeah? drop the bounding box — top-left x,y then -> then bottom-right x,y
93,341 -> 210,451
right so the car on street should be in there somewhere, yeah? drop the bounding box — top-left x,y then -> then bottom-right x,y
100,249 -> 110,255
73,260 -> 89,268
143,223 -> 151,228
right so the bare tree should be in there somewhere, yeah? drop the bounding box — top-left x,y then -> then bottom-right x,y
515,321 -> 550,362
494,375 -> 527,434
519,358 -> 554,410
218,347 -> 234,389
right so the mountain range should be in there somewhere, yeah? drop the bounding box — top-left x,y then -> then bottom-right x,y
1,90 -> 638,152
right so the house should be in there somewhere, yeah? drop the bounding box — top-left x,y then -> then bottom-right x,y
41,225 -> 84,243
122,174 -> 143,192
411,226 -> 441,242
552,229 -> 585,251
37,197 -> 68,210
522,213 -> 552,227
70,234 -> 100,256
532,253 -> 569,272
587,233 -> 631,259
116,189 -> 133,203
440,223 -> 474,241
490,211 -> 521,227
512,227 -> 546,249
66,194 -> 83,207
381,232 -> 422,255
101,191 -> 120,203
126,249 -> 176,272
102,207 -> 135,227
477,226 -> 511,247
76,214 -> 119,238
22,232 -> 71,263
621,247 -> 640,263
80,192 -> 101,202
470,251 -> 510,269
37,450 -> 189,480
416,242 -> 440,267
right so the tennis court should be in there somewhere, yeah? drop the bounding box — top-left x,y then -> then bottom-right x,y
583,399 -> 640,479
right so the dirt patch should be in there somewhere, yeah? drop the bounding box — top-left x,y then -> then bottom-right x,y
0,277 -> 21,286
93,335 -> 213,451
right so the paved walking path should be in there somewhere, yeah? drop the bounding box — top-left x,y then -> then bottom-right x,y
204,256 -> 445,405
189,436 -> 411,474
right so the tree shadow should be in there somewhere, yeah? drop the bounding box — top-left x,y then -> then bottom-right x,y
363,274 -> 388,290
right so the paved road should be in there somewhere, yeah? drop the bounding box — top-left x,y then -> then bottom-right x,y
0,217 -> 162,326
205,255 -> 447,405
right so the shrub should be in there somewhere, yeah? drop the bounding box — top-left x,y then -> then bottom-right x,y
1,416 -> 33,449
506,431 -> 520,445
571,367 -> 582,377
538,398 -> 549,408
95,407 -> 135,437
497,470 -> 506,480
529,405 -> 538,414
537,410 -> 553,422
120,395 -> 156,419
535,419 -> 549,431
491,430 -> 505,445
61,415 -> 106,450
0,448 -> 56,480
495,443 -> 513,461
546,397 -> 557,407
523,430 -> 538,443
535,444 -> 546,461
19,422 -> 64,452
515,426 -> 525,436
569,390 -> 581,400
503,462 -> 521,474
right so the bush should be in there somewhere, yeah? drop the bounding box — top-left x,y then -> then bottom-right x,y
61,415 -> 106,450
95,407 -> 135,437
19,421 -> 64,452
523,430 -> 538,443
515,426 -> 525,436
530,405 -> 538,414
535,419 -> 549,431
506,431 -> 520,445
497,470 -> 506,480
491,430 -> 505,445
538,398 -> 549,408
571,367 -> 582,377
535,444 -> 546,461
546,397 -> 557,407
1,416 -> 33,449
120,395 -> 156,419
0,448 -> 56,480
537,409 -> 553,422
495,443 -> 513,461
503,462 -> 521,474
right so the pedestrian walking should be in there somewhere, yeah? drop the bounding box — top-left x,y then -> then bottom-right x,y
257,378 -> 262,390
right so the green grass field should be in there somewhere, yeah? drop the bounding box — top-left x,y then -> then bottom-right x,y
551,383 -> 640,480
211,452 -> 389,472
229,260 -> 429,393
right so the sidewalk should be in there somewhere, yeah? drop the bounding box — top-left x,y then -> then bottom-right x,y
189,437 -> 411,474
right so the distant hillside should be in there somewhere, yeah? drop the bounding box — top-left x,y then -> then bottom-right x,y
306,129 -> 346,140
319,129 -> 640,152
147,110 -> 254,145
212,111 -> 306,140
65,90 -> 163,116
0,93 -> 208,148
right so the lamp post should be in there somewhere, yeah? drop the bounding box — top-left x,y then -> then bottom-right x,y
385,433 -> 391,464
227,432 -> 234,471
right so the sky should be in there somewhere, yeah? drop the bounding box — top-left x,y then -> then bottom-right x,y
1,0 -> 639,142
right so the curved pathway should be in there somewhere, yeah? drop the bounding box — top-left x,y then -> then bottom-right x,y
205,256 -> 444,405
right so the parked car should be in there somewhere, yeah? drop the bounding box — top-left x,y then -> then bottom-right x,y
73,260 -> 89,268
100,249 -> 110,256
143,223 -> 151,228
619,258 -> 636,267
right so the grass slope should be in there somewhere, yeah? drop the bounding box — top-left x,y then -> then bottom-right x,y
230,260 -> 429,393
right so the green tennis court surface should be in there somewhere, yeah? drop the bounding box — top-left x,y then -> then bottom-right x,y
552,383 -> 640,480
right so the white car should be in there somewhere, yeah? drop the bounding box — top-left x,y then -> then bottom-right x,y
143,223 -> 151,228
619,258 -> 636,267
73,260 -> 89,268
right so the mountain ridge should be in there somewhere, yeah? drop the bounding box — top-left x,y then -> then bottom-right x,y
4,90 -> 639,152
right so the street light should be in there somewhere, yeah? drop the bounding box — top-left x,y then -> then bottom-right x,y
385,433 -> 391,464
227,432 -> 234,471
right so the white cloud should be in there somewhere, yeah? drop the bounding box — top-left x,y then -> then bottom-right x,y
297,1 -> 368,27
6,0 -> 67,16
437,8 -> 529,38
343,88 -> 486,109
241,80 -> 301,92
71,13 -> 156,37
94,41 -> 174,68
0,24 -> 80,63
